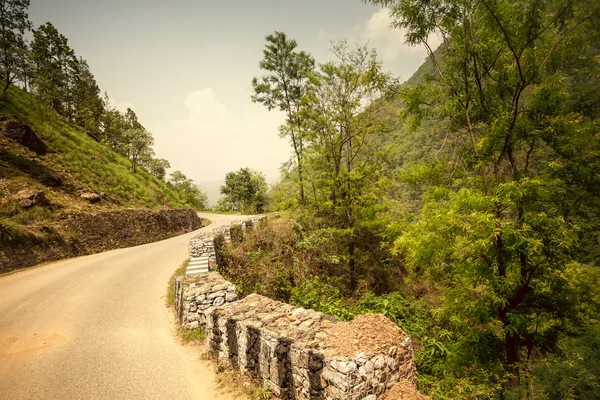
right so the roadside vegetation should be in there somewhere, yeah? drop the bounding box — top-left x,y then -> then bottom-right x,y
221,1 -> 600,398
166,258 -> 189,307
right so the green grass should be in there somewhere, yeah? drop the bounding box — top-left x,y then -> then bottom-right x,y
0,85 -> 186,210
166,258 -> 189,307
181,327 -> 206,343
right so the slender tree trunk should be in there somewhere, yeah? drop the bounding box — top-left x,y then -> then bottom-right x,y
3,77 -> 9,95
348,239 -> 357,291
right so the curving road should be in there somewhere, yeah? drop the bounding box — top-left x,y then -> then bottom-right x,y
0,213 -> 245,400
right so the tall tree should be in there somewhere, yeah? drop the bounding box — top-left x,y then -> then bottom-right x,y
125,127 -> 153,174
252,32 -> 315,207
167,170 -> 208,210
143,158 -> 170,182
300,42 -> 392,290
0,0 -> 31,95
31,22 -> 74,116
72,57 -> 104,138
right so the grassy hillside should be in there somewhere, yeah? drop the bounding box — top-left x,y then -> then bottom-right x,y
0,84 -> 191,245
0,85 -> 186,210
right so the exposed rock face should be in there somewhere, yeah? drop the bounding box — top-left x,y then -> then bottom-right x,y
1,119 -> 47,155
80,192 -> 101,203
15,189 -> 47,208
0,208 -> 203,274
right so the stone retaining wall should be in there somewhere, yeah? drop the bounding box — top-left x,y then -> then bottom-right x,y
204,294 -> 415,400
174,216 -> 421,400
174,272 -> 238,329
1,208 -> 203,274
186,217 -> 266,275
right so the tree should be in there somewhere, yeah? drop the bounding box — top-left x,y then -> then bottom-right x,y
300,42 -> 393,290
72,57 -> 104,138
124,127 -> 153,174
100,94 -> 127,149
220,168 -> 267,214
167,170 -> 208,210
252,32 -> 315,207
0,0 -> 31,95
143,158 -> 170,182
31,22 -> 74,117
370,0 -> 600,394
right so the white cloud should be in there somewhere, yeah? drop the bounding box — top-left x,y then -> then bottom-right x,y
360,8 -> 442,79
153,89 -> 289,195
170,89 -> 230,138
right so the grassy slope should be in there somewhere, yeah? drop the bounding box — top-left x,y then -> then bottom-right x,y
0,85 -> 191,245
0,85 -> 185,211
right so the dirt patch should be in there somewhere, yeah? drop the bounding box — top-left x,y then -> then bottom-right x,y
384,380 -> 430,400
323,313 -> 409,357
0,333 -> 68,358
0,333 -> 68,375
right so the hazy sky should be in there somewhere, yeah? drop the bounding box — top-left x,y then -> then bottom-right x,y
28,0 -> 433,202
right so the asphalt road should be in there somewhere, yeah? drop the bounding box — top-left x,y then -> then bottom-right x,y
0,212 -> 244,400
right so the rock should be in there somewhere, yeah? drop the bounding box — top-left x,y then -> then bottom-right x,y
225,291 -> 237,302
188,321 -> 199,329
15,189 -> 47,208
80,192 -> 101,203
213,296 -> 225,307
39,170 -> 62,187
208,290 -> 225,300
2,120 -> 47,155
359,361 -> 374,377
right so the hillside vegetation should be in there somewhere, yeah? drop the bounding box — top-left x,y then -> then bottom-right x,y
0,84 -> 206,273
0,85 -> 185,210
0,0 -> 208,252
242,1 -> 600,399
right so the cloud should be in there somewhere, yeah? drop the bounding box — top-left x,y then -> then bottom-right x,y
107,97 -> 135,113
359,8 -> 442,79
170,89 -> 230,138
153,89 -> 289,192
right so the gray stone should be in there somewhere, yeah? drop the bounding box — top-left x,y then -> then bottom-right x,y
15,190 -> 47,208
213,296 -> 225,307
208,290 -> 225,299
225,292 -> 237,302
80,192 -> 101,203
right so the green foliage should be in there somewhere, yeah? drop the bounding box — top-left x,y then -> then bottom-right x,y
181,327 -> 206,343
252,31 -> 315,207
290,277 -> 355,321
252,1 -> 600,393
167,170 -> 208,210
0,0 -> 31,95
230,224 -> 244,244
219,168 -> 267,214
0,85 -> 186,208
166,259 -> 189,307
